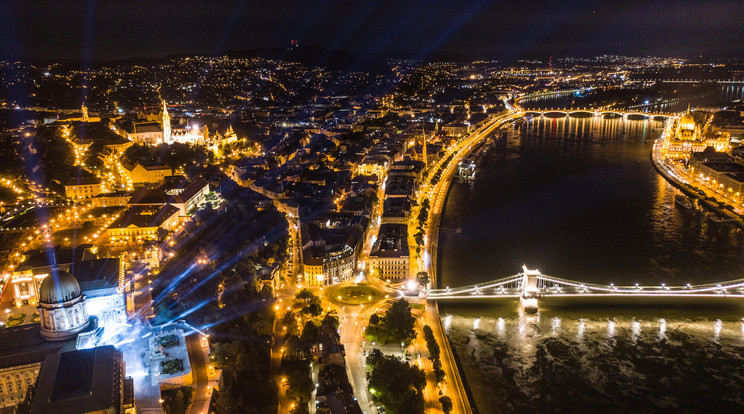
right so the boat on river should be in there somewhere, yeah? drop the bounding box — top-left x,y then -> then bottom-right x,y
674,194 -> 694,210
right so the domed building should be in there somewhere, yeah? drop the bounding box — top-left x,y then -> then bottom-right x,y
37,268 -> 90,341
662,105 -> 730,160
0,257 -> 129,412
676,107 -> 698,139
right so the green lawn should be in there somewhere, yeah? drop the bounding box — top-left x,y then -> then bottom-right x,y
6,313 -> 27,327
410,303 -> 425,311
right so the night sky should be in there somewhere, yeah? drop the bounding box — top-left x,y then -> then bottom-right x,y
2,0 -> 743,62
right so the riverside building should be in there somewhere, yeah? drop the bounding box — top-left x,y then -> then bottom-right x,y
369,223 -> 410,281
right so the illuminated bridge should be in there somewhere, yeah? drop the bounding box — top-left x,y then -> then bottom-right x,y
426,266 -> 744,311
524,108 -> 672,119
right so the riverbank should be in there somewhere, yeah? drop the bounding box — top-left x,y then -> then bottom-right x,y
423,111 -> 522,414
427,173 -> 475,414
435,114 -> 744,413
651,138 -> 744,229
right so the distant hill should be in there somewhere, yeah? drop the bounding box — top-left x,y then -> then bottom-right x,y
221,45 -> 389,72
12,45 -> 391,72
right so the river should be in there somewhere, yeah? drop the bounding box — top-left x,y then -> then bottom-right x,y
437,115 -> 744,413
516,84 -> 744,114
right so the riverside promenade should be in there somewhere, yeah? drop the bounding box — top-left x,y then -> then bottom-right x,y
421,109 -> 522,414
651,123 -> 744,229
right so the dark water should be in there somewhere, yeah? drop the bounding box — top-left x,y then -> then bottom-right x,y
516,84 -> 744,113
437,116 -> 744,413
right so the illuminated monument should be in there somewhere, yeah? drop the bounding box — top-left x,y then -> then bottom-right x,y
38,268 -> 91,341
0,261 -> 128,410
161,99 -> 171,143
662,106 -> 730,160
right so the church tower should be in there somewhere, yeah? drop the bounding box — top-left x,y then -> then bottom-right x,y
422,128 -> 427,166
162,100 -> 171,144
81,104 -> 89,123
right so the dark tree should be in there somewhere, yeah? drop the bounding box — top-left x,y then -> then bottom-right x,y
440,396 -> 453,413
366,349 -> 384,367
321,312 -> 339,330
299,321 -> 320,347
286,369 -> 314,403
416,272 -> 430,287
295,288 -> 315,301
368,355 -> 426,414
382,299 -> 417,344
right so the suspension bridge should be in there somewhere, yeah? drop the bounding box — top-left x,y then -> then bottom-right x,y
426,266 -> 744,312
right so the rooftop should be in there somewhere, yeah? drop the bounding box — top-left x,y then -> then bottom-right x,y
370,223 -> 409,258
0,325 -> 77,370
30,346 -> 120,414
108,204 -> 180,229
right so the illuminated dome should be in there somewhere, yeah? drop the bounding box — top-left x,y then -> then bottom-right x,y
679,105 -> 695,131
680,113 -> 695,126
37,268 -> 89,341
39,269 -> 82,304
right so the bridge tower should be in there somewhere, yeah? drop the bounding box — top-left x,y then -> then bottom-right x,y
520,265 -> 541,313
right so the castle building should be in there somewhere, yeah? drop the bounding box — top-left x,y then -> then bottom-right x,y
124,122 -> 163,145
0,266 -> 127,411
168,121 -> 207,145
37,268 -> 91,341
121,101 -> 208,146
9,254 -> 127,338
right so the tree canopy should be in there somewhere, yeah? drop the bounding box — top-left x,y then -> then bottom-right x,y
368,355 -> 426,414
365,299 -> 417,345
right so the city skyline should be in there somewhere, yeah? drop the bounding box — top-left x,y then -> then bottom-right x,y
1,2 -> 744,413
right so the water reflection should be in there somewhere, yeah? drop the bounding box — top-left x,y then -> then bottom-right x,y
517,84 -> 743,113
442,309 -> 744,413
551,316 -> 561,334
439,117 -> 744,289
439,116 -> 744,413
631,319 -> 641,343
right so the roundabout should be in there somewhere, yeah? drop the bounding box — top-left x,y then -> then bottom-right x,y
326,283 -> 384,306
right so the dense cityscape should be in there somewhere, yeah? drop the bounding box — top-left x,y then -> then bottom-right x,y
1,2 -> 744,414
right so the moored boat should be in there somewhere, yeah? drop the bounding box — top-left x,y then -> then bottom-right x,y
674,194 -> 693,210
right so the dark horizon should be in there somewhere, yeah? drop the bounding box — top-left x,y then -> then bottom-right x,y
2,0 -> 744,64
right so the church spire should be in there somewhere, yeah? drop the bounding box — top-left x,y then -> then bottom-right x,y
162,99 -> 171,144
422,124 -> 427,165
